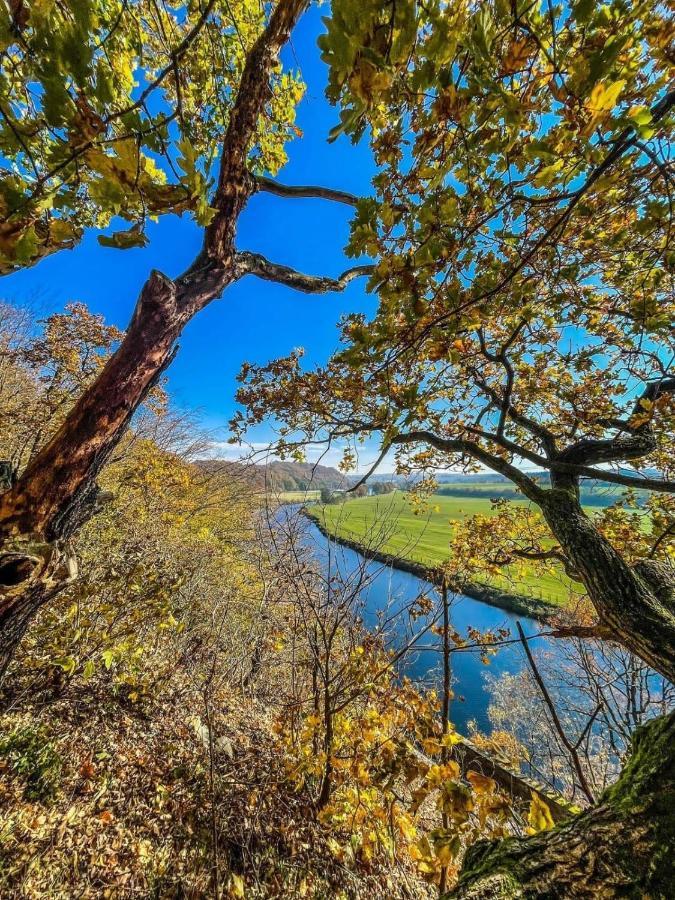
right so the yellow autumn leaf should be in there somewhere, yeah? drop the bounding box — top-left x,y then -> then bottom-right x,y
527,792 -> 554,833
583,80 -> 625,134
229,873 -> 245,898
502,36 -> 531,74
466,770 -> 497,795
587,80 -> 626,113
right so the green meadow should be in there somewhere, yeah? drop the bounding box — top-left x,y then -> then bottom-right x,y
277,490 -> 321,503
308,492 -> 584,607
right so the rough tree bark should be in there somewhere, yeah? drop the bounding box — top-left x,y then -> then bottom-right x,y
445,478 -> 675,897
449,710 -> 675,899
0,0 -> 310,671
391,429 -> 675,684
540,484 -> 675,684
388,429 -> 675,895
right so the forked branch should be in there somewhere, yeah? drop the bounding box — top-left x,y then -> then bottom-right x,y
517,622 -> 596,804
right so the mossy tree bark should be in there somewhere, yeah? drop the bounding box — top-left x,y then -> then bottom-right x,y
389,423 -> 675,897
449,711 -> 675,899
539,482 -> 675,684
445,479 -> 675,898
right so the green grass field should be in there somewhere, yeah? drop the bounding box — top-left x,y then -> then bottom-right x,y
277,490 -> 321,503
309,492 -> 584,607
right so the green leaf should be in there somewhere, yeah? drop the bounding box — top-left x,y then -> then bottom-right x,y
14,227 -> 39,264
572,0 -> 595,24
98,225 -> 149,250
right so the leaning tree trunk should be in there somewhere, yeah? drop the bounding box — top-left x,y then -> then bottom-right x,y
0,258 -> 233,674
0,0 -> 309,674
449,482 -> 675,898
539,485 -> 675,683
449,710 -> 675,899
0,270 -> 206,673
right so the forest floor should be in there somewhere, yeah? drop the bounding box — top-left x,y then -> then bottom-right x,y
0,673 -> 433,899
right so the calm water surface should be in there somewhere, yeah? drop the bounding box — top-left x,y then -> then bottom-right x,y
292,509 -> 559,734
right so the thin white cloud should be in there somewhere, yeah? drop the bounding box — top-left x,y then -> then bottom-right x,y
205,438 -> 394,475
204,441 -> 279,463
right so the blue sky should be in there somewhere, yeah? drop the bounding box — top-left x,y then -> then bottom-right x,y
2,6 -> 382,469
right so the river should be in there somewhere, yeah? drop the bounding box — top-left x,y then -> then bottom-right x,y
294,509 -> 557,735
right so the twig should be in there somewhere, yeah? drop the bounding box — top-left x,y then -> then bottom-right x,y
516,621 -> 595,804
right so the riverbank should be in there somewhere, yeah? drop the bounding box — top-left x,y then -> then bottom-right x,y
306,510 -> 559,623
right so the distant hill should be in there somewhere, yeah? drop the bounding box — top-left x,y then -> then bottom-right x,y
369,471 -> 537,485
195,459 -> 352,493
258,460 -> 352,492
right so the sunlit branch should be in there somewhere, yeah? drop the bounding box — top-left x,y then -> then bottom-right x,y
235,251 -> 373,294
389,87 -> 675,361
391,430 -> 547,502
493,544 -> 580,580
467,426 -> 550,469
517,622 -> 596,804
255,176 -> 360,207
547,624 -> 616,641
108,0 -> 220,123
474,336 -> 557,456
346,441 -> 392,492
202,0 -> 310,261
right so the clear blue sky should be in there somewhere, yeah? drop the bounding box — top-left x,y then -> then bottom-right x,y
2,6 -> 379,465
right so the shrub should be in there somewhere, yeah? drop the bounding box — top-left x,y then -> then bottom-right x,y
0,726 -> 62,802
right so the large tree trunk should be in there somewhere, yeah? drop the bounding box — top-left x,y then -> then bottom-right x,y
449,710 -> 675,899
0,260 -> 237,673
0,0 -> 309,672
0,269 -> 209,673
450,484 -> 675,897
0,271 -> 188,542
540,486 -> 675,683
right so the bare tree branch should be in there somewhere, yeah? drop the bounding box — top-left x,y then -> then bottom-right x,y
556,433 -> 657,468
467,426 -> 550,470
346,441 -> 392,492
255,176 -> 360,207
390,430 -> 547,502
236,252 -> 373,294
548,624 -> 616,641
517,621 -> 596,804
